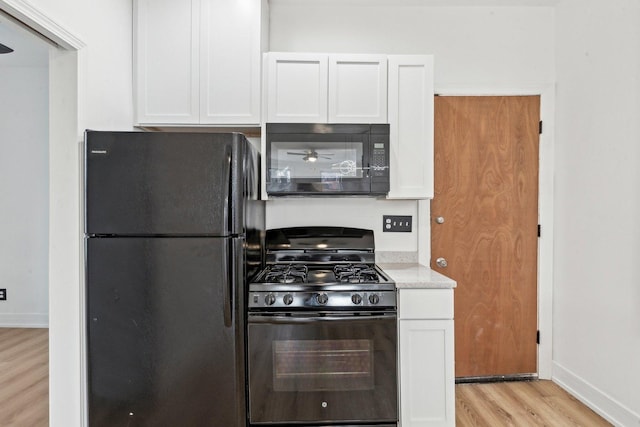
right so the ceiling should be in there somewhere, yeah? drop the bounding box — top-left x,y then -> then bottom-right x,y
0,11 -> 49,67
270,0 -> 559,6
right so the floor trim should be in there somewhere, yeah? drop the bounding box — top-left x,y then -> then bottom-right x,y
0,313 -> 49,328
553,361 -> 640,426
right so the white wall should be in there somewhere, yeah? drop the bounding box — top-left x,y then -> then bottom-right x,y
269,2 -> 555,85
0,66 -> 49,327
553,0 -> 640,424
8,1 -> 135,426
268,2 -> 555,253
267,198 -> 419,252
26,0 -> 134,130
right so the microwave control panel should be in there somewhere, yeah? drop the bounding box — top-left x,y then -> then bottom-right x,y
370,142 -> 388,177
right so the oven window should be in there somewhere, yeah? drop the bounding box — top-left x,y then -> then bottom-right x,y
269,141 -> 364,185
273,339 -> 374,392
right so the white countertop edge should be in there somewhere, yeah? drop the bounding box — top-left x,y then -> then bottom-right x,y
378,263 -> 457,289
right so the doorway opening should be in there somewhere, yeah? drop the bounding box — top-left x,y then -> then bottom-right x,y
0,2 -> 82,425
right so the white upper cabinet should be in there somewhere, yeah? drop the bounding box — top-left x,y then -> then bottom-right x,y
135,0 -> 267,126
328,54 -> 388,123
135,0 -> 199,124
265,52 -> 387,123
199,0 -> 264,124
266,53 -> 328,123
387,55 -> 434,199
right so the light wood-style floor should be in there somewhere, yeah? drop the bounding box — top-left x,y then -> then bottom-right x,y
456,380 -> 612,426
0,328 -> 613,427
0,328 -> 48,427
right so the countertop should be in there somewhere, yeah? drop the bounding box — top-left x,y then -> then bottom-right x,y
378,263 -> 457,289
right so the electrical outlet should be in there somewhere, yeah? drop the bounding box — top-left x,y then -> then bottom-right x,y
0,288 -> 6,301
383,215 -> 412,232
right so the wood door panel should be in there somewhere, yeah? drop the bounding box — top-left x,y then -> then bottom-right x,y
432,96 -> 539,377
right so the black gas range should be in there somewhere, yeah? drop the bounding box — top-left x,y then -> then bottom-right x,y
247,227 -> 398,427
248,226 -> 396,311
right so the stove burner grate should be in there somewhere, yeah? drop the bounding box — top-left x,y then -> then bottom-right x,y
263,264 -> 308,284
334,263 -> 380,283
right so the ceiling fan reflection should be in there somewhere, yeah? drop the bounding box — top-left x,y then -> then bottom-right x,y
286,150 -> 334,163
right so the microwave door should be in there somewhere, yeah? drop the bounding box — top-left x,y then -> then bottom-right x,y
267,134 -> 369,195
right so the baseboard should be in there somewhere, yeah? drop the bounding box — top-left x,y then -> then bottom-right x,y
0,313 -> 49,328
553,361 -> 640,426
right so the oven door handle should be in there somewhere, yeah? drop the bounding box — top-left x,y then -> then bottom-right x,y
248,313 -> 396,324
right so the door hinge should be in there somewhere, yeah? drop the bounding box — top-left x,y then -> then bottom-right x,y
538,224 -> 541,237
536,330 -> 540,344
539,120 -> 543,134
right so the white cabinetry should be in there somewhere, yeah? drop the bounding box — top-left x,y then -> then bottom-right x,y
135,0 -> 267,126
266,53 -> 328,123
398,288 -> 455,427
387,55 -> 434,199
265,53 -> 387,123
328,55 -> 387,123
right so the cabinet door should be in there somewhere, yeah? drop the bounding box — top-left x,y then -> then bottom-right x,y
328,54 -> 387,123
399,319 -> 455,427
200,0 -> 264,124
266,53 -> 328,123
387,55 -> 434,199
135,0 -> 200,124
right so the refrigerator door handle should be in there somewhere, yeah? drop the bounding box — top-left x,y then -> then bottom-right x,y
223,149 -> 234,235
223,239 -> 233,327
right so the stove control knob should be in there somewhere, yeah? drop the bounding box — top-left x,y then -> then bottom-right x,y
265,293 -> 276,306
368,293 -> 380,305
283,294 -> 294,305
316,293 -> 329,305
351,294 -> 363,305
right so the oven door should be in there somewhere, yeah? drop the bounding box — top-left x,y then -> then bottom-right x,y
247,312 -> 397,425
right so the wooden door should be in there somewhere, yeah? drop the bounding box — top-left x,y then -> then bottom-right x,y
432,96 -> 540,378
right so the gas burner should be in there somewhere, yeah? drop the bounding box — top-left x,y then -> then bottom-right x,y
334,264 -> 380,284
264,264 -> 308,284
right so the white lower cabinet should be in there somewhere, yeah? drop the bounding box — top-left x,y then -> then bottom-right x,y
398,289 -> 455,427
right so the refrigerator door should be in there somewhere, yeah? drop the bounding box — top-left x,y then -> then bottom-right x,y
85,131 -> 251,236
86,237 -> 246,427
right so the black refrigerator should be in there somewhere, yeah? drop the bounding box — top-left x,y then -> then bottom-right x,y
84,131 -> 264,427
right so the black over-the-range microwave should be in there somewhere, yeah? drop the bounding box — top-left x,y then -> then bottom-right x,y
265,123 -> 390,196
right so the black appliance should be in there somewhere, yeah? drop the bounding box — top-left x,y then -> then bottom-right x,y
266,123 -> 390,196
247,227 -> 397,427
84,130 -> 264,427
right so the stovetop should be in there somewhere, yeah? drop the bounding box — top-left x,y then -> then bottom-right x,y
249,227 -> 396,310
254,263 -> 389,285
249,263 -> 395,310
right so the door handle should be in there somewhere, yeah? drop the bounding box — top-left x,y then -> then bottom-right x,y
436,257 -> 448,268
435,216 -> 445,224
223,239 -> 232,327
